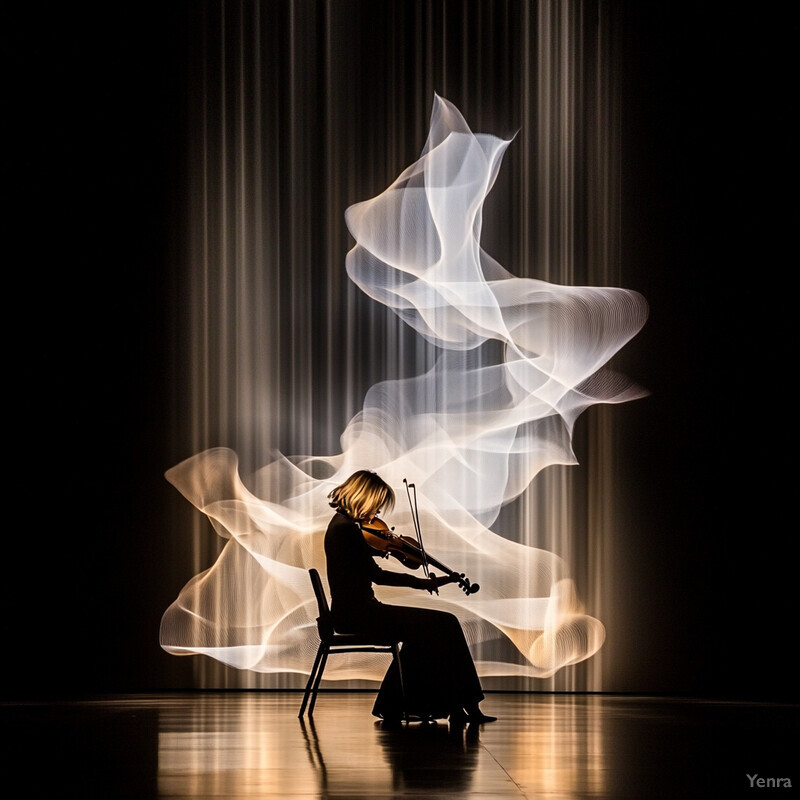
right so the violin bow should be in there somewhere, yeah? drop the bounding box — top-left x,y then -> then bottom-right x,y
403,478 -> 435,588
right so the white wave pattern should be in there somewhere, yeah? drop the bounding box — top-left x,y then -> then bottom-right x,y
160,95 -> 648,681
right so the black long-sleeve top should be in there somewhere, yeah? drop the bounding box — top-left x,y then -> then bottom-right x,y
324,511 -> 425,625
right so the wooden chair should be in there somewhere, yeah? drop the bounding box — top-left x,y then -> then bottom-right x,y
298,568 -> 406,719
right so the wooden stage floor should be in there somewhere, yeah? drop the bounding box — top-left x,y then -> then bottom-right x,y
1,692 -> 797,799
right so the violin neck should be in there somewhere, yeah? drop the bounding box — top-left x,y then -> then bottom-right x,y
425,554 -> 454,577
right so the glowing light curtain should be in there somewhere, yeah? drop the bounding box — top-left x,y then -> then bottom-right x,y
162,0 -> 645,691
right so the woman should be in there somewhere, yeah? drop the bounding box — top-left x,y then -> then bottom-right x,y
324,469 -> 496,724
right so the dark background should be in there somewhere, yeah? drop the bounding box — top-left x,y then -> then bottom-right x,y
3,2 -> 793,702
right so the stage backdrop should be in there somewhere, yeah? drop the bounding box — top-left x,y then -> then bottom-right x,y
158,0 -> 647,692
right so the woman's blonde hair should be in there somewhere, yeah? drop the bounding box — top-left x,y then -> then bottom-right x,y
328,470 -> 395,520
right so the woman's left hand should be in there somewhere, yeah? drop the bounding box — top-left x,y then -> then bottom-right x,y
421,572 -> 459,594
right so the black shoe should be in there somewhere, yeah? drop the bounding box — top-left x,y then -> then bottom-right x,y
465,706 -> 497,723
468,712 -> 497,723
377,710 -> 404,723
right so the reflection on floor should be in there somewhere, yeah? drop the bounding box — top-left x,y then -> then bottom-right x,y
1,692 -> 797,798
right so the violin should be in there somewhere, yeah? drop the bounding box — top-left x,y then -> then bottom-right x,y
360,517 -> 480,596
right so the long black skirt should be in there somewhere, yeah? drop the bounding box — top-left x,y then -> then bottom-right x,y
334,601 -> 484,720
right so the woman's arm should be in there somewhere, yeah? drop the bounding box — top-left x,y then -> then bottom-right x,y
372,564 -> 458,592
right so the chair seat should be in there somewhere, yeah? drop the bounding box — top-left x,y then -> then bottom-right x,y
326,632 -> 399,647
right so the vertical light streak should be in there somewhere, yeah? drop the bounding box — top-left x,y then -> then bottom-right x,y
585,1 -> 622,692
165,0 -> 642,691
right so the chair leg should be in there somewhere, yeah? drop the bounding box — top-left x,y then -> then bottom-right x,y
307,649 -> 330,717
392,643 -> 408,723
299,643 -> 326,718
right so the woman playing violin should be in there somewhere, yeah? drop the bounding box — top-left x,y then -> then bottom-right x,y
324,469 -> 496,725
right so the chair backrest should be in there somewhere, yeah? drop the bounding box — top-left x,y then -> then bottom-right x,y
308,568 -> 334,639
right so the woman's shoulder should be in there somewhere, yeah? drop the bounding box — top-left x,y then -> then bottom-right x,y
325,512 -> 364,557
326,511 -> 358,535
